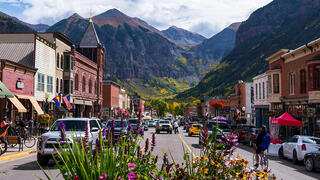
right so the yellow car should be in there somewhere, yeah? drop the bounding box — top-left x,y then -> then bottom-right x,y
188,124 -> 202,136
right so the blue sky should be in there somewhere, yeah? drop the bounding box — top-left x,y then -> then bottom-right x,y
0,0 -> 272,38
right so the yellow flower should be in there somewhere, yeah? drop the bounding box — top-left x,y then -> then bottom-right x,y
201,156 -> 208,161
216,163 -> 221,167
210,161 -> 216,166
199,168 -> 209,174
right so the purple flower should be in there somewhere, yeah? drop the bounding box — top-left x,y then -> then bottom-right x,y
128,163 -> 135,170
151,133 -> 156,147
59,121 -> 66,141
103,173 -> 107,179
82,137 -> 87,149
138,128 -> 144,136
128,173 -> 136,180
102,128 -> 106,137
127,124 -> 132,131
107,128 -> 111,147
96,138 -> 101,152
85,120 -> 89,140
111,119 -> 115,137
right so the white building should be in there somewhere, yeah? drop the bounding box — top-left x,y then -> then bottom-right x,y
244,82 -> 254,125
253,73 -> 270,128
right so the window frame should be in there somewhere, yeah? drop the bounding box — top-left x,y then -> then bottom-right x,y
273,74 -> 280,94
300,69 -> 306,94
47,76 -> 53,93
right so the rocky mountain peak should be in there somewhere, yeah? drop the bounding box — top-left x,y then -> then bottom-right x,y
227,22 -> 241,32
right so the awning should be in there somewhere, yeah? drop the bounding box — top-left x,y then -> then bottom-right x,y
17,95 -> 44,115
8,96 -> 27,112
74,99 -> 84,105
84,101 -> 93,106
271,112 -> 302,127
0,81 -> 14,98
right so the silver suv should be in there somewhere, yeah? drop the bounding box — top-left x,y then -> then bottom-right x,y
156,120 -> 172,134
37,118 -> 102,166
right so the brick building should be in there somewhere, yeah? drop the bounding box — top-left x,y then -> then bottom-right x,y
102,80 -> 120,118
72,16 -> 105,118
266,38 -> 320,136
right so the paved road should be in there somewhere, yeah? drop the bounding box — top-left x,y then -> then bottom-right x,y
0,127 -> 319,180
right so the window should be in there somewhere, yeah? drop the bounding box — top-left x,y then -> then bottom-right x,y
255,84 -> 258,100
300,70 -> 306,93
273,74 -> 280,94
47,76 -> 53,93
70,56 -> 74,70
289,73 -> 295,94
315,65 -> 320,89
60,79 -> 63,93
90,120 -> 99,130
75,74 -> 79,91
37,73 -> 45,92
64,55 -> 70,70
309,66 -> 313,90
263,82 -> 265,99
70,80 -> 74,94
259,83 -> 261,99
82,76 -> 86,92
64,80 -> 70,94
56,78 -> 59,93
56,53 -> 60,68
95,82 -> 97,94
60,55 -> 64,70
89,79 -> 92,93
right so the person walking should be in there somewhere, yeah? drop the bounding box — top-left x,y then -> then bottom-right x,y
254,125 -> 270,168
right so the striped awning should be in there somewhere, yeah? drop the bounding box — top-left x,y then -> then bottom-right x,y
8,96 -> 27,113
0,81 -> 14,98
17,95 -> 44,115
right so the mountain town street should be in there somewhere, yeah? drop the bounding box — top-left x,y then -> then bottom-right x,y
0,127 -> 319,180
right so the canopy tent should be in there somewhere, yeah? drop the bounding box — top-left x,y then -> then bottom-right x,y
271,112 -> 302,127
212,116 -> 231,124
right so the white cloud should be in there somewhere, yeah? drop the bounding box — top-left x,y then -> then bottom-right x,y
17,0 -> 272,37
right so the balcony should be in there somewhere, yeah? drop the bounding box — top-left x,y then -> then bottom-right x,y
308,91 -> 320,103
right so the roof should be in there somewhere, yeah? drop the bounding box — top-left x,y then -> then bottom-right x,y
0,42 -> 34,67
79,21 -> 100,48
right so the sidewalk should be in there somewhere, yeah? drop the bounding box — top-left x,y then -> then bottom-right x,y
0,143 -> 37,162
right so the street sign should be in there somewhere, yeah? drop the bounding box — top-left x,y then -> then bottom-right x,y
264,111 -> 275,117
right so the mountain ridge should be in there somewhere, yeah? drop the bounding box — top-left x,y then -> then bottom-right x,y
161,26 -> 206,46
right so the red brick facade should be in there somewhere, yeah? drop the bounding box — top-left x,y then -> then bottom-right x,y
102,81 -> 120,108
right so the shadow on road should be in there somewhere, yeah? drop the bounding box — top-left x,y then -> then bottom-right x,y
191,144 -> 201,149
13,160 -> 57,171
236,144 -> 320,178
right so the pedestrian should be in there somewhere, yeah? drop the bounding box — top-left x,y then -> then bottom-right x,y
29,119 -> 34,136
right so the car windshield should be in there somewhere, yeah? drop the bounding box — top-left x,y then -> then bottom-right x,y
193,125 -> 202,128
128,119 -> 138,124
106,120 -> 127,127
149,120 -> 154,123
160,120 -> 170,124
51,120 -> 86,131
302,137 -> 320,144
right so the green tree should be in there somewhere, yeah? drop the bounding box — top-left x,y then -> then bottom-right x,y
150,99 -> 169,118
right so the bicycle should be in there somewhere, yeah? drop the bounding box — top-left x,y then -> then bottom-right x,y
253,149 -> 268,170
9,125 -> 36,148
0,126 -> 9,155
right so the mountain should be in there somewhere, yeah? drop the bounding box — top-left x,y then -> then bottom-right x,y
0,11 -> 48,32
162,26 -> 206,46
47,9 -> 193,98
177,0 -> 320,99
185,22 -> 241,77
0,11 -> 34,33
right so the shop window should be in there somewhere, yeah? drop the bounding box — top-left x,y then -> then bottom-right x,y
289,73 -> 295,95
89,79 -> 92,93
273,74 -> 280,94
82,76 -> 86,92
300,69 -> 306,93
57,53 -> 60,68
47,76 -> 53,93
37,73 -> 45,92
75,74 -> 79,91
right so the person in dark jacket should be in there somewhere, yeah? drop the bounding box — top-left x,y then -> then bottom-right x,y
254,125 -> 270,168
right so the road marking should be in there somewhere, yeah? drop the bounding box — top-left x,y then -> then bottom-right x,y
178,134 -> 196,157
0,149 -> 37,162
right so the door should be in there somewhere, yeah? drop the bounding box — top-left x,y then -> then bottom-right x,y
287,136 -> 298,159
90,120 -> 100,141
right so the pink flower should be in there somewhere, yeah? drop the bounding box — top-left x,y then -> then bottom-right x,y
128,163 -> 135,170
218,169 -> 223,174
224,161 -> 231,168
128,173 -> 136,180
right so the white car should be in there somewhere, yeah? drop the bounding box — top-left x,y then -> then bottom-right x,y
279,135 -> 320,164
37,118 -> 102,166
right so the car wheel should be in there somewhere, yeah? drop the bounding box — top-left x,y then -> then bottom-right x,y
292,150 -> 298,164
278,147 -> 284,159
305,156 -> 314,172
37,153 -> 49,166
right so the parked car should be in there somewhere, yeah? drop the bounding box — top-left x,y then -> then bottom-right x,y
156,120 -> 172,134
142,121 -> 148,131
188,124 -> 202,136
242,128 -> 261,147
106,119 -> 128,136
279,135 -> 320,164
148,120 -> 156,127
233,125 -> 255,142
199,121 -> 232,145
128,119 -> 141,134
37,118 -> 102,166
180,120 -> 186,127
304,151 -> 320,172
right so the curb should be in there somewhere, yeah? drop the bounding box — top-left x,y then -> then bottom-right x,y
0,149 -> 37,162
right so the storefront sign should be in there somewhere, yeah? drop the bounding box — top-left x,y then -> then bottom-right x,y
264,111 -> 275,117
16,81 -> 24,89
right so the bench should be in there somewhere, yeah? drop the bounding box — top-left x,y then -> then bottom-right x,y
6,136 -> 23,152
